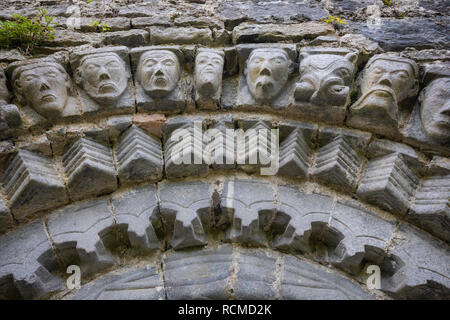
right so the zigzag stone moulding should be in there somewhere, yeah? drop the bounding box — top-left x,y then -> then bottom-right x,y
0,0 -> 449,300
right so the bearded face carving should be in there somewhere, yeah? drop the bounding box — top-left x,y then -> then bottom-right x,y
420,78 -> 450,142
137,50 -> 181,98
352,55 -> 419,123
10,60 -> 72,119
0,68 -> 10,106
195,49 -> 224,101
295,50 -> 358,107
245,48 -> 292,102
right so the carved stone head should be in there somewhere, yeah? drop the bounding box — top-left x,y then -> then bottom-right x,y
354,54 -> 419,121
0,68 -> 10,106
137,50 -> 181,98
420,77 -> 450,142
195,48 -> 224,100
295,49 -> 358,106
75,51 -> 130,105
245,48 -> 293,102
10,60 -> 71,119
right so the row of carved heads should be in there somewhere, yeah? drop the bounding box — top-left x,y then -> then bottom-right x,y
1,46 -> 448,144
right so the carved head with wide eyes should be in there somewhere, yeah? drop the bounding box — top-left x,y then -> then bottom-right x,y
355,55 -> 419,119
245,48 -> 293,102
137,50 -> 181,98
0,68 -> 10,105
195,48 -> 224,99
295,50 -> 358,106
75,51 -> 129,105
10,60 -> 71,119
420,77 -> 450,142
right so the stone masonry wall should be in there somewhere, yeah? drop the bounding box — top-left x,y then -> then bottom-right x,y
0,0 -> 449,300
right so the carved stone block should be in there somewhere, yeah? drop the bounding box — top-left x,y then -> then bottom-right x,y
0,198 -> 12,234
131,46 -> 190,113
347,54 -> 419,137
63,137 -> 117,201
70,46 -> 134,114
312,136 -> 363,191
46,199 -> 117,278
357,153 -> 419,215
7,57 -> 81,124
278,127 -> 312,178
115,125 -> 163,184
220,179 -> 274,246
157,181 -> 211,250
164,245 -> 232,299
206,120 -> 236,170
1,150 -> 68,220
294,48 -> 358,124
72,266 -> 164,300
0,220 -> 62,299
112,185 -> 161,251
194,48 -> 225,110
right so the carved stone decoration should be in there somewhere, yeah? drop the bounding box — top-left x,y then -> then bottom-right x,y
0,68 -> 10,106
71,46 -> 134,113
194,48 -> 225,109
347,54 -> 419,137
7,58 -> 81,122
233,45 -> 296,108
294,48 -> 358,123
131,46 -> 189,113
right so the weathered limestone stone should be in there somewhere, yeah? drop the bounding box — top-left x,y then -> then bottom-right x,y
206,120 -> 236,170
1,149 -> 68,220
278,127 -> 312,178
63,137 -> 117,201
0,104 -> 22,140
71,266 -> 164,300
235,45 -> 296,108
116,125 -> 163,184
405,76 -> 450,152
194,48 -> 225,110
7,58 -> 81,122
220,179 -> 274,246
272,185 -> 334,253
70,46 -> 134,114
0,68 -> 10,106
357,153 -> 419,215
164,119 -> 208,179
347,54 -> 419,137
102,29 -> 150,48
280,256 -> 374,300
232,23 -> 334,44
312,136 -> 363,192
150,26 -> 213,45
157,181 -> 210,250
112,185 -> 161,251
46,199 -> 116,278
0,220 -> 62,299
294,48 -> 358,124
410,158 -> 450,242
386,224 -> 450,299
131,46 -> 189,113
164,245 -> 232,299
0,198 -> 12,234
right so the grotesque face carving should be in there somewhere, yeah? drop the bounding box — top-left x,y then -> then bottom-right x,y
13,62 -> 70,119
355,56 -> 418,120
245,48 -> 291,102
137,50 -> 181,98
195,49 -> 224,99
0,68 -> 10,105
420,78 -> 450,142
76,53 -> 129,105
295,51 -> 357,106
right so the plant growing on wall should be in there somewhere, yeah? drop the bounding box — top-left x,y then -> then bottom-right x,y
0,9 -> 56,55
